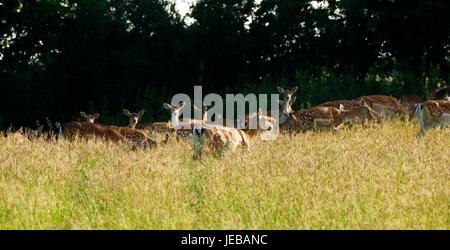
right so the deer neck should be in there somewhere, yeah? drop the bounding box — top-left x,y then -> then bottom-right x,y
171,112 -> 181,128
245,128 -> 259,141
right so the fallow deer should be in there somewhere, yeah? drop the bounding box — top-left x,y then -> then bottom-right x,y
136,122 -> 172,136
280,97 -> 378,132
56,121 -> 156,148
111,125 -> 157,148
427,86 -> 449,100
414,100 -> 450,136
123,109 -> 145,129
354,95 -> 407,117
55,121 -> 126,143
192,108 -> 276,157
80,112 -> 100,123
221,86 -> 294,130
163,102 -> 207,140
317,99 -> 383,123
398,95 -> 422,118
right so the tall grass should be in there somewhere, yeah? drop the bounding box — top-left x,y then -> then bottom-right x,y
0,119 -> 448,229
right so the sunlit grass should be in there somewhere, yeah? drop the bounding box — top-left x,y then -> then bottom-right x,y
0,119 -> 448,229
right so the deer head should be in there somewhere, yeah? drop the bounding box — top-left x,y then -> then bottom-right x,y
279,96 -> 297,124
80,112 -> 100,123
277,86 -> 298,104
163,101 -> 185,128
123,109 -> 145,129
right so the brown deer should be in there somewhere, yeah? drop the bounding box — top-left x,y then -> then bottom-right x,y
112,125 -> 157,148
123,109 -> 145,129
427,86 -> 449,100
55,122 -> 126,143
354,95 -> 407,117
163,102 -> 207,140
136,122 -> 172,136
415,100 -> 450,136
80,112 -> 100,123
317,99 -> 383,123
280,96 -> 379,132
398,95 -> 422,118
192,108 -> 276,157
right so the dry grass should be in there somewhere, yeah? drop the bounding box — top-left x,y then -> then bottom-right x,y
0,119 -> 448,229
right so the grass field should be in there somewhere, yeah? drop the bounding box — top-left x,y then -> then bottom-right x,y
0,119 -> 448,229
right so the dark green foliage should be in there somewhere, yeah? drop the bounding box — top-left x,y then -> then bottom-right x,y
0,0 -> 448,129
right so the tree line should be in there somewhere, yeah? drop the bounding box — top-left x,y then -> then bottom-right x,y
1,0 -> 449,129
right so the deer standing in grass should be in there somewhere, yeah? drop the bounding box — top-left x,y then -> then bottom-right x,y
163,102 -> 208,140
279,94 -> 379,132
108,109 -> 156,147
414,100 -> 450,136
192,108 -> 276,157
56,110 -> 156,148
397,95 -> 422,118
354,95 -> 407,117
317,99 -> 383,123
55,121 -> 126,143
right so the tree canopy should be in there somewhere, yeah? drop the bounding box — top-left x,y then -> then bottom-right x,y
1,0 -> 449,129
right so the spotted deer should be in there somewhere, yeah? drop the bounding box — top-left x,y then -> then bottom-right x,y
397,95 -> 423,118
112,125 -> 157,148
80,112 -> 100,123
136,122 -> 171,136
55,122 -> 126,143
280,97 -> 377,132
427,86 -> 449,100
123,109 -> 145,129
192,108 -> 276,157
317,99 -> 383,123
354,95 -> 407,117
163,102 -> 207,140
414,100 -> 450,136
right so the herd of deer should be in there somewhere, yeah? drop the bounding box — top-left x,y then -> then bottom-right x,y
22,85 -> 450,157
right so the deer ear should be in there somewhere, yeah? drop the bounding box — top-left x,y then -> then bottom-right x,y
80,112 -> 87,118
163,103 -> 173,111
277,87 -> 285,94
93,113 -> 100,118
360,99 -> 366,106
138,110 -> 145,117
291,86 -> 298,94
290,96 -> 297,105
123,109 -> 131,116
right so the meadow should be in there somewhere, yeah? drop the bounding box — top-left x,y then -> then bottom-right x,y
0,119 -> 448,229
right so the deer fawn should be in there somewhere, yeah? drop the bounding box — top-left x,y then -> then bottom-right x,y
192,108 -> 275,157
123,109 -> 145,129
414,100 -> 450,137
317,99 -> 383,123
55,121 -> 126,143
80,112 -> 100,123
163,102 -> 208,140
354,95 -> 407,117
